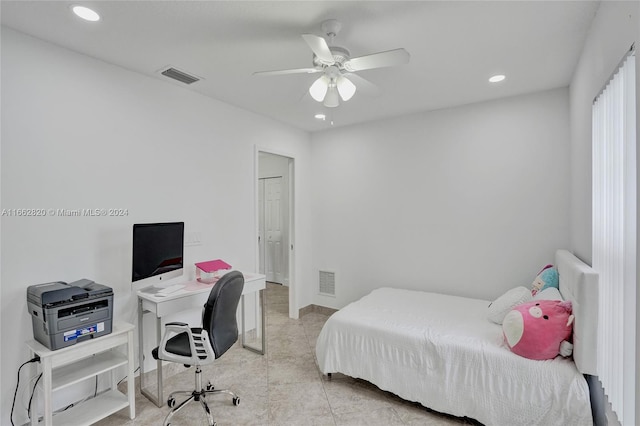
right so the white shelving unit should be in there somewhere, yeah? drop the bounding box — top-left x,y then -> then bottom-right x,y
25,322 -> 135,426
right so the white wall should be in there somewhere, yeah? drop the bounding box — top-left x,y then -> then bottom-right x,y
0,27 -> 312,424
310,88 -> 571,308
568,2 -> 639,425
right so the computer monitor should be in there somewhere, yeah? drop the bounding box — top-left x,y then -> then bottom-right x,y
132,222 -> 184,286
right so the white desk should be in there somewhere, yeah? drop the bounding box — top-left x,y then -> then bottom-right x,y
26,322 -> 136,426
137,271 -> 266,407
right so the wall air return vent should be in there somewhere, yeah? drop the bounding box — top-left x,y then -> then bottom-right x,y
160,67 -> 200,85
318,270 -> 336,297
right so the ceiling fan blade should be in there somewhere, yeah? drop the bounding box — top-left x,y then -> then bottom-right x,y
301,34 -> 335,65
253,67 -> 321,76
344,48 -> 410,72
344,73 -> 381,96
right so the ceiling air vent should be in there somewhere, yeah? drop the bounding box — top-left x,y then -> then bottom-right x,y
319,270 -> 336,297
160,67 -> 200,85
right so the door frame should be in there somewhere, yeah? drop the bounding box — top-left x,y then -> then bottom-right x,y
254,146 -> 297,319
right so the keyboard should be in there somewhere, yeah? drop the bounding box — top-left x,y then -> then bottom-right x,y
157,284 -> 184,295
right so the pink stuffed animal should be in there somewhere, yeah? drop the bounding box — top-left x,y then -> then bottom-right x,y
502,300 -> 574,360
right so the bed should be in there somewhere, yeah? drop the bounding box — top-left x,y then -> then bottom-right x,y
315,250 -> 598,425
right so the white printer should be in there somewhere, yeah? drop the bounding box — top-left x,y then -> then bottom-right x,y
27,279 -> 113,350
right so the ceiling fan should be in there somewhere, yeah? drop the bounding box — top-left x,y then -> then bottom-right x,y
253,19 -> 410,107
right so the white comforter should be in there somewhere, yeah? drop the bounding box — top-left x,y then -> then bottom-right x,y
316,287 -> 592,426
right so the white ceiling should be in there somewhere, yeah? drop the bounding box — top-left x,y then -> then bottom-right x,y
1,1 -> 599,132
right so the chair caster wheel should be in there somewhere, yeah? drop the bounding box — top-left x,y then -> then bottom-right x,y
206,381 -> 214,391
233,396 -> 240,406
167,397 -> 176,408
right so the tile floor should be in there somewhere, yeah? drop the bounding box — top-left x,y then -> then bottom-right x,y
96,283 -> 477,426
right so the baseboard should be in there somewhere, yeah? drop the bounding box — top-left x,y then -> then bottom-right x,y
299,304 -> 338,317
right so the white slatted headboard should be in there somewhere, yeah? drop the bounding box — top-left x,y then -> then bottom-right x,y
556,249 -> 599,376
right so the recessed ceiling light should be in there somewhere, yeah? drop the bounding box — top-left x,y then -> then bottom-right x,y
489,74 -> 506,83
72,5 -> 100,22
314,113 -> 326,120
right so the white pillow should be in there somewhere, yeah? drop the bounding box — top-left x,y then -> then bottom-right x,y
532,287 -> 564,301
487,286 -> 532,324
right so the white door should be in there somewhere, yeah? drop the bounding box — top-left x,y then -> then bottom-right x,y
258,179 -> 265,275
260,177 -> 284,283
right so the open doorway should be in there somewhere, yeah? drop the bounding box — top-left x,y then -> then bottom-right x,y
256,149 -> 295,318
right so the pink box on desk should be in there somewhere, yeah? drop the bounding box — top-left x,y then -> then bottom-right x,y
195,259 -> 231,284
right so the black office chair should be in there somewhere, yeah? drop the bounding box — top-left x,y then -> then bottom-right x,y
152,271 -> 244,426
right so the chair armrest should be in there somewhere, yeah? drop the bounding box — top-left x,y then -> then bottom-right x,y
166,321 -> 188,327
157,324 -> 216,366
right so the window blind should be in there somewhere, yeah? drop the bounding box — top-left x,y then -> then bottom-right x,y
592,49 -> 636,426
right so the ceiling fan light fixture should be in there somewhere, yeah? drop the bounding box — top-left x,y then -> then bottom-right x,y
324,85 -> 340,108
309,76 -> 329,102
336,76 -> 356,101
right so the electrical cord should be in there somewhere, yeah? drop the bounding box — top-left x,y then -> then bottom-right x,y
27,373 -> 42,420
28,369 -> 101,421
11,356 -> 40,426
29,374 -> 100,423
21,371 -> 41,414
17,355 -> 138,423
117,366 -> 140,386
